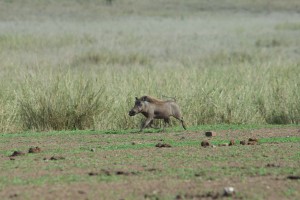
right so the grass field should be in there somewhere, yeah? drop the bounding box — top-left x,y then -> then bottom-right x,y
0,0 -> 300,133
1,125 -> 300,199
0,1 -> 300,199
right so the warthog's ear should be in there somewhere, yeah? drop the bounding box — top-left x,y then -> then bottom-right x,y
141,96 -> 147,101
135,97 -> 138,100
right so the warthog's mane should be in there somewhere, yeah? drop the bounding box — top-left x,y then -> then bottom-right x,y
139,96 -> 170,104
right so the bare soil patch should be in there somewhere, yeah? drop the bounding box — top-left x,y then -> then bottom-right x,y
0,126 -> 299,199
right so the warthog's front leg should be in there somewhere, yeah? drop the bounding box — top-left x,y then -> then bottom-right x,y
140,117 -> 153,132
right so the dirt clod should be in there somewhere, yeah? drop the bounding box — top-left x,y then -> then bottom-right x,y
146,168 -> 160,172
28,147 -> 41,153
229,140 -> 235,146
89,170 -> 138,176
101,169 -> 112,176
218,143 -> 229,147
155,143 -> 171,148
9,194 -> 18,198
201,140 -> 210,147
249,138 -> 259,142
247,141 -> 257,145
10,151 -> 25,157
88,172 -> 99,176
144,193 -> 159,200
78,190 -> 86,194
266,163 -> 280,168
115,171 -> 130,175
50,156 -> 65,160
287,175 -> 300,180
205,131 -> 216,137
240,140 -> 246,145
176,192 -> 221,200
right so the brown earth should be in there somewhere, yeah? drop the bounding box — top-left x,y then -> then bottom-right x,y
0,127 -> 299,200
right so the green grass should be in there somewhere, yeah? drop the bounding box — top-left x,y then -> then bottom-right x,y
0,123 -> 298,137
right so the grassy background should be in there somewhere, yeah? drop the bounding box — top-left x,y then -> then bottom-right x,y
0,0 -> 300,133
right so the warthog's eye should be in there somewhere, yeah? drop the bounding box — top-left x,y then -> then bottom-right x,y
135,101 -> 142,106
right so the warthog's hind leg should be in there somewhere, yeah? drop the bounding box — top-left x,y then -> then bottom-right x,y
181,119 -> 187,130
173,116 -> 187,130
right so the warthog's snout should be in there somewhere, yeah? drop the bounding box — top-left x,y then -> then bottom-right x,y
128,110 -> 136,116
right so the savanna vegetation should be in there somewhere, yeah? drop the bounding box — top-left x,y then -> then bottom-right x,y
0,0 -> 300,133
1,1 -> 300,199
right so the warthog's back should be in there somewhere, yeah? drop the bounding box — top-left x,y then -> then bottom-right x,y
148,100 -> 181,119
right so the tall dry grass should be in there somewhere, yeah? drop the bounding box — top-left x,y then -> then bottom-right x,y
0,0 -> 299,133
16,74 -> 107,131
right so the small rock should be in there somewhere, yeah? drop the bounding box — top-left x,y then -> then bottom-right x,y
211,145 -> 216,148
240,140 -> 246,145
90,148 -> 95,152
201,140 -> 210,147
205,131 -> 216,137
223,187 -> 235,197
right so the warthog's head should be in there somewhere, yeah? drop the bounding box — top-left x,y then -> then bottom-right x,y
128,97 -> 146,116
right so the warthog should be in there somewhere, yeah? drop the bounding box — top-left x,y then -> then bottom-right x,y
128,96 -> 187,131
